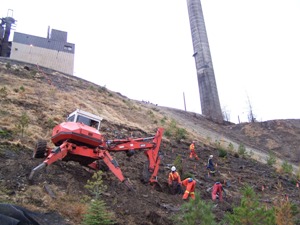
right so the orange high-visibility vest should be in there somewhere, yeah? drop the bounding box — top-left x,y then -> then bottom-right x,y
189,143 -> 195,151
182,178 -> 196,200
168,172 -> 181,185
212,182 -> 224,201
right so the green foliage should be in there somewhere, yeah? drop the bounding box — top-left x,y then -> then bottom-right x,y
227,142 -> 234,152
214,140 -> 220,148
164,119 -> 187,142
218,148 -> 228,158
30,70 -> 37,77
82,171 -> 115,225
19,86 -> 25,92
274,198 -> 296,225
0,86 -> 8,98
147,109 -> 155,118
160,116 -> 167,125
296,163 -> 300,180
0,128 -> 12,139
5,62 -> 11,69
215,141 -> 228,158
15,112 -> 30,137
82,199 -> 114,225
281,161 -> 293,174
98,86 -> 107,93
290,203 -> 299,217
173,155 -> 183,175
0,110 -> 9,116
175,193 -> 217,225
267,151 -> 277,166
84,171 -> 107,200
238,143 -> 246,157
182,172 -> 194,181
46,118 -> 56,129
175,127 -> 187,141
124,99 -> 136,110
164,129 -> 171,138
223,185 -> 275,225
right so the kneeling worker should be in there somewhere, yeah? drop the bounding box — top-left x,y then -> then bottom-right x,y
168,166 -> 183,195
212,181 -> 226,202
182,177 -> 196,200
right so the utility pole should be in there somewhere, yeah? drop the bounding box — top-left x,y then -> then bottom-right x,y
183,92 -> 186,111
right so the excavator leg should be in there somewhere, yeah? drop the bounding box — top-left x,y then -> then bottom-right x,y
88,150 -> 134,190
29,141 -> 70,180
143,128 -> 164,184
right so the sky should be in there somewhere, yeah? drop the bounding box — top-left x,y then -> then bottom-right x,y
1,0 -> 300,123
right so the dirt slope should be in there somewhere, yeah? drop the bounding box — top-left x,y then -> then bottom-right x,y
0,59 -> 300,224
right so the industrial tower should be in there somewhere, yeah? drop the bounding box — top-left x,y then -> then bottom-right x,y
187,0 -> 223,123
0,9 -> 16,57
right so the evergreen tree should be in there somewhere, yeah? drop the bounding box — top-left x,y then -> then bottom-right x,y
15,112 -> 30,137
82,171 -> 115,225
175,193 -> 217,225
82,199 -> 114,225
223,185 -> 275,225
274,198 -> 294,225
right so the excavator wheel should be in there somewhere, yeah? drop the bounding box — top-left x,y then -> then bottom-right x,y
33,140 -> 47,158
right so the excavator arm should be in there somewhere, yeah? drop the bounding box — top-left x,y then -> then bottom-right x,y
102,128 -> 164,184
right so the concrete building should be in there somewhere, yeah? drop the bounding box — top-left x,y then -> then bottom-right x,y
10,28 -> 75,75
187,0 -> 223,123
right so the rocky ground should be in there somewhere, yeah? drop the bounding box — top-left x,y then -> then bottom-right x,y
0,59 -> 300,224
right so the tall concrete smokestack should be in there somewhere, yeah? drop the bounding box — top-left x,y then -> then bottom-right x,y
187,0 -> 223,123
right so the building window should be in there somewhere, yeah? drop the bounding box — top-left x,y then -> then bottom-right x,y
64,45 -> 72,51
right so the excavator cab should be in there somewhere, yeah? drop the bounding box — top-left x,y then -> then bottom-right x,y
66,109 -> 102,130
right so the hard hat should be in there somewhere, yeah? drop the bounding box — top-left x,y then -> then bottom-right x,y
188,178 -> 193,183
209,155 -> 213,158
171,166 -> 176,172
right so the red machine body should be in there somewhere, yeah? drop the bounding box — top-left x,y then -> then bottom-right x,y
30,109 -> 164,189
51,122 -> 103,147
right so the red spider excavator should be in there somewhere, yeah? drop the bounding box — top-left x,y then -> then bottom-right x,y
29,109 -> 164,189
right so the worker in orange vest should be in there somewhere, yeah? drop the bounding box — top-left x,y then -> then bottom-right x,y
168,166 -> 183,195
189,141 -> 199,160
212,181 -> 226,202
182,177 -> 196,200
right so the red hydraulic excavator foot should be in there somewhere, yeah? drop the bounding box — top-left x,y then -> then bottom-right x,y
29,141 -> 72,180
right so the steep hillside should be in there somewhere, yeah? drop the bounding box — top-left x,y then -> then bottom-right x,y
0,59 -> 300,225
